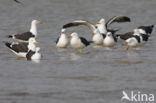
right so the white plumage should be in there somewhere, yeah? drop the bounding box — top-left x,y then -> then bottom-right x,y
56,29 -> 68,48
103,32 -> 116,47
95,18 -> 107,34
68,32 -> 92,54
5,38 -> 38,57
27,47 -> 41,60
125,36 -> 140,51
92,29 -> 104,46
9,20 -> 42,42
70,33 -> 85,49
126,37 -> 139,47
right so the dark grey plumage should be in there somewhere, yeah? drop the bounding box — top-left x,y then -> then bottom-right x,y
105,16 -> 131,29
63,22 -> 83,28
132,35 -> 141,43
141,34 -> 149,41
116,25 -> 154,41
80,37 -> 92,46
63,20 -> 95,30
26,50 -> 35,60
116,32 -> 134,40
137,25 -> 154,34
112,34 -> 118,42
102,34 -> 106,39
107,29 -> 120,34
4,42 -> 28,53
62,16 -> 131,36
8,32 -> 35,41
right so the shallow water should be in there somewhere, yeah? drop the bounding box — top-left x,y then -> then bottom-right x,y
0,0 -> 156,103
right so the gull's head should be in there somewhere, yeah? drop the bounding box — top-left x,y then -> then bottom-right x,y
36,47 -> 40,53
28,37 -> 38,45
68,32 -> 78,38
61,29 -> 66,35
28,38 -> 38,51
94,18 -> 105,28
71,32 -> 78,37
99,18 -> 105,24
32,20 -> 43,24
96,18 -> 105,25
106,32 -> 112,37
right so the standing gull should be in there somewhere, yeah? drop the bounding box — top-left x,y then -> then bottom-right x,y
125,35 -> 141,51
8,20 -> 42,42
68,32 -> 92,54
56,29 -> 68,49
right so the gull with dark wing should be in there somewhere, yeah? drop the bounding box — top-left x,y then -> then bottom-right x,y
63,20 -> 104,46
26,47 -> 41,60
8,20 -> 42,42
116,25 -> 154,45
95,16 -> 131,34
4,38 -> 38,57
62,16 -> 131,46
125,35 -> 141,51
68,32 -> 92,54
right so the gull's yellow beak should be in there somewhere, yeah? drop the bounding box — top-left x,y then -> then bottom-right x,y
68,35 -> 72,38
34,41 -> 39,45
125,41 -> 128,45
38,21 -> 43,24
125,46 -> 129,51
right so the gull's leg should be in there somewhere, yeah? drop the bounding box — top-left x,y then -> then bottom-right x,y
125,46 -> 129,51
133,47 -> 137,52
80,49 -> 83,54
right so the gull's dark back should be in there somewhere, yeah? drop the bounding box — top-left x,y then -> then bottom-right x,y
138,25 -> 154,34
